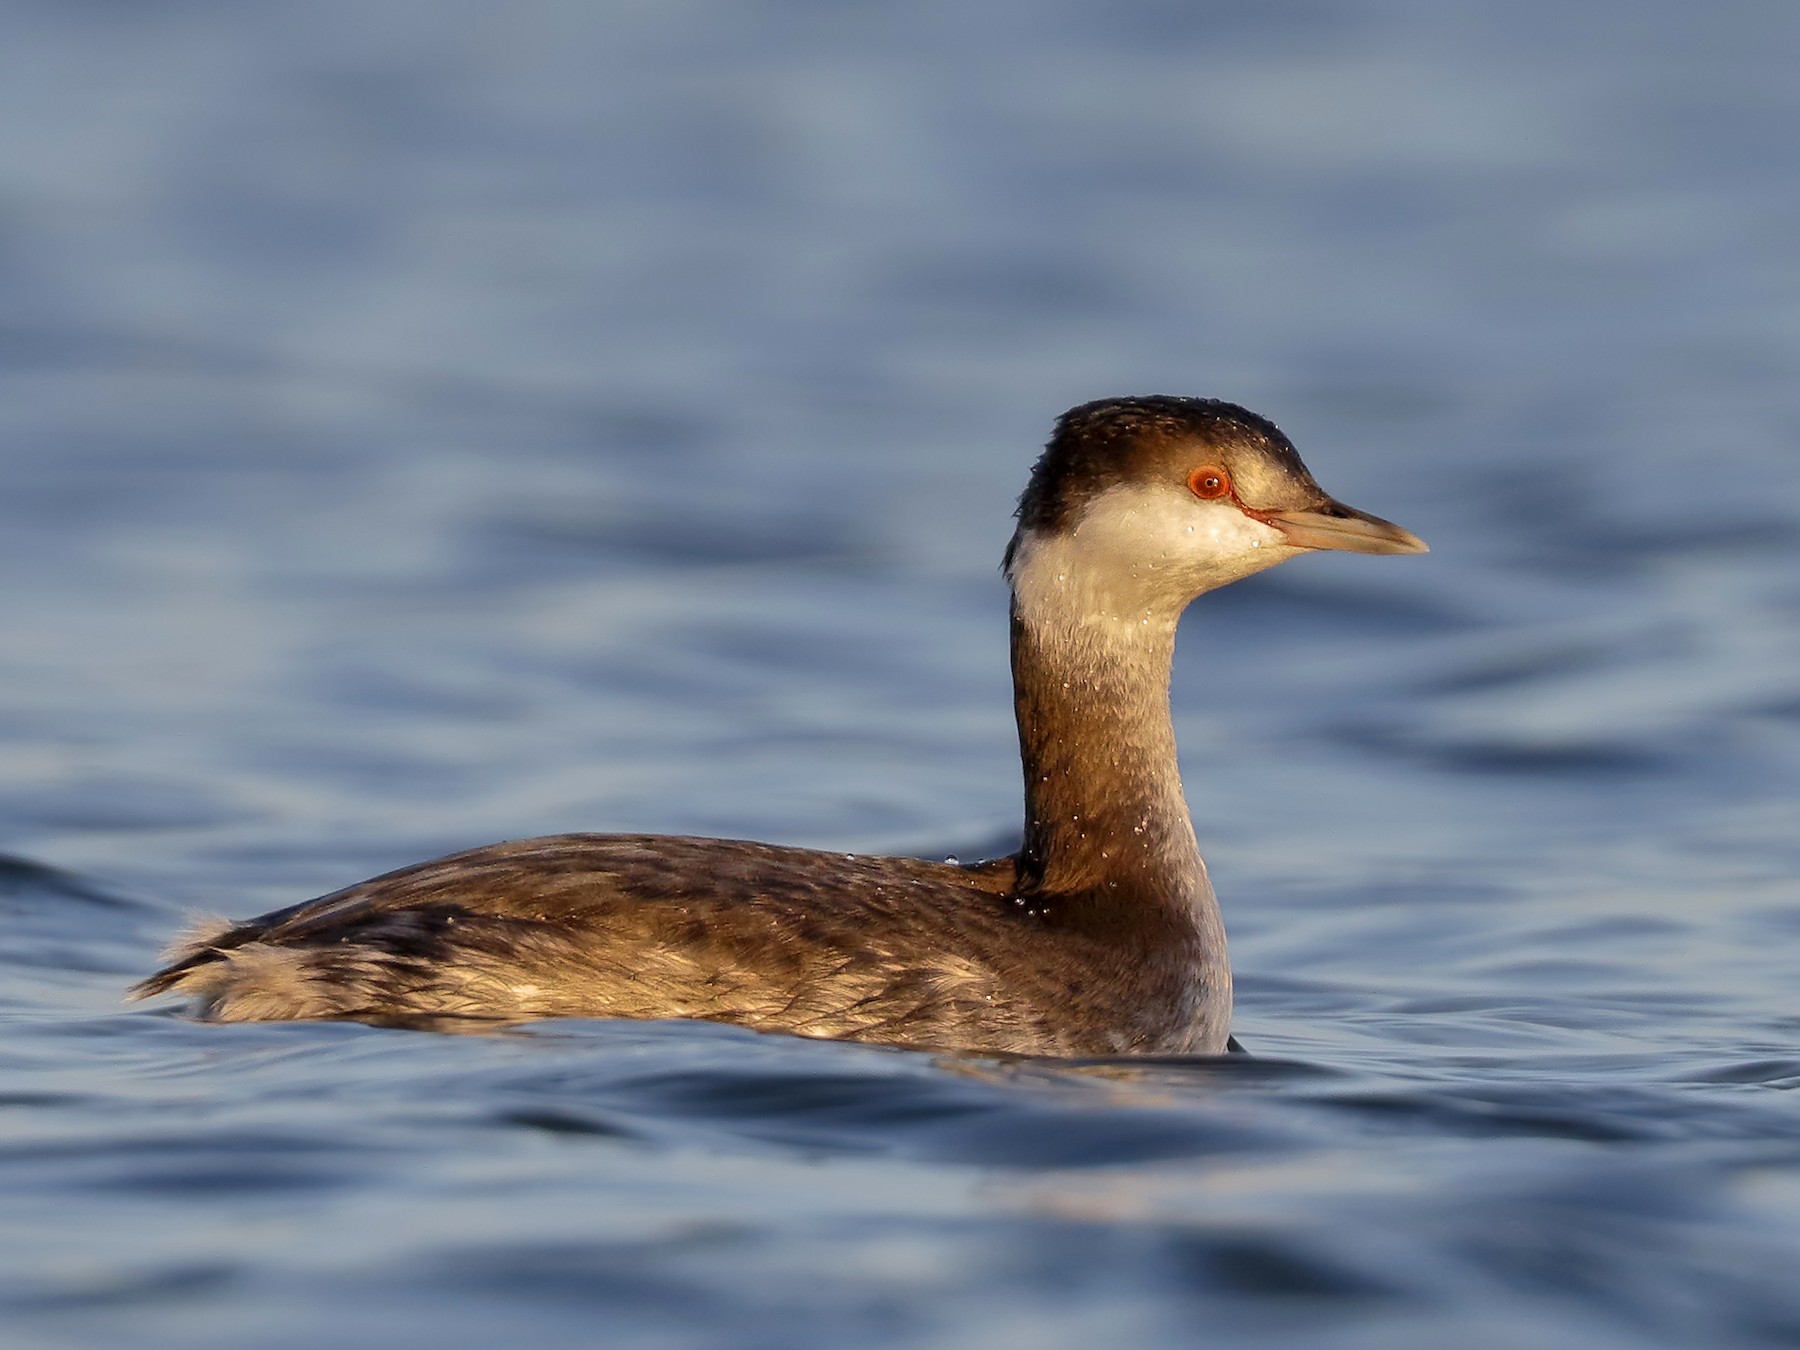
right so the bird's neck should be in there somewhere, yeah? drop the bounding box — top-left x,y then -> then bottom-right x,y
1005,534 -> 1211,915
1002,520 -> 1233,1054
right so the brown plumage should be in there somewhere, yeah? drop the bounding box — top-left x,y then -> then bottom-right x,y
131,396 -> 1427,1055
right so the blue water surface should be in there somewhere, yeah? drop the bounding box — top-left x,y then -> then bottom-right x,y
3,2 -> 1799,1346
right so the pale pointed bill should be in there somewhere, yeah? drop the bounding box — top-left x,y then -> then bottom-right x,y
1261,501 -> 1429,555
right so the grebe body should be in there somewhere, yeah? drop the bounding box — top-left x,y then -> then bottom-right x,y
132,396 -> 1426,1055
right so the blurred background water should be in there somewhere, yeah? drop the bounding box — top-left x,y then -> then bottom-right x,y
2,1 -> 1798,1346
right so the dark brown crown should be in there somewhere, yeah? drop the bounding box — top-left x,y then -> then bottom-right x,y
1009,397 -> 1326,559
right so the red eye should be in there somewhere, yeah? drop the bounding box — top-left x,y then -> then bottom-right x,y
1188,466 -> 1231,500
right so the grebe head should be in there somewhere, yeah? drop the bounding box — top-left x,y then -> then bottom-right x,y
1005,396 -> 1427,627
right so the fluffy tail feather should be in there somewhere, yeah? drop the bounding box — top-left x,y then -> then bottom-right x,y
128,913 -> 431,1022
126,915 -> 241,1001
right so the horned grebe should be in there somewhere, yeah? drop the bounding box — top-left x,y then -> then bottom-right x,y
131,396 -> 1426,1055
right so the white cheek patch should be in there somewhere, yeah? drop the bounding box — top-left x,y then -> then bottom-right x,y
1008,483 -> 1292,628
1075,482 -> 1285,559
1178,498 -> 1277,552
